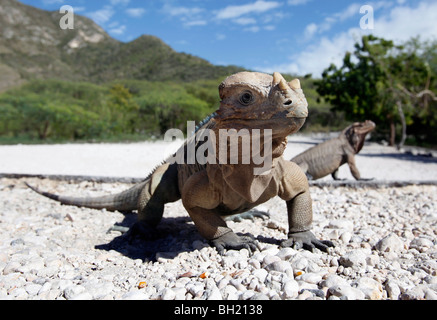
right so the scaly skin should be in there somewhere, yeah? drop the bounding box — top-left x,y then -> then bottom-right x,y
27,71 -> 334,254
291,121 -> 375,180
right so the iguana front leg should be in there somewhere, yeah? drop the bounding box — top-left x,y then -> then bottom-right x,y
188,206 -> 259,254
281,192 -> 333,251
331,168 -> 342,180
278,160 -> 334,252
346,153 -> 373,181
181,171 -> 258,254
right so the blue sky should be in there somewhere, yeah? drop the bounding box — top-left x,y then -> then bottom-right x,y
20,0 -> 437,77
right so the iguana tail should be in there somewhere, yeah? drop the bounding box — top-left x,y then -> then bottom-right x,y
25,180 -> 149,212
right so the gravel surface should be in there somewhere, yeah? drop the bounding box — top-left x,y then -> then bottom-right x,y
1,178 -> 436,300
0,137 -> 436,300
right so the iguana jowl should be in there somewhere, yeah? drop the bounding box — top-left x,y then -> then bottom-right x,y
291,121 -> 375,180
27,72 -> 334,254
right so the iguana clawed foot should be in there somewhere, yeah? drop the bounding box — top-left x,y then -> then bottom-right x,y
115,221 -> 161,243
210,232 -> 260,255
281,231 -> 334,252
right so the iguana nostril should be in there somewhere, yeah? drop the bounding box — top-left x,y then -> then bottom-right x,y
284,100 -> 293,106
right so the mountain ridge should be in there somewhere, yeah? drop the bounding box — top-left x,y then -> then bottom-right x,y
0,0 -> 244,92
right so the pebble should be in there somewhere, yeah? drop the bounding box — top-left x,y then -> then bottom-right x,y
63,285 -> 86,300
339,249 -> 368,269
328,285 -> 366,300
253,268 -> 268,283
375,233 -> 404,252
352,277 -> 383,300
122,290 -> 149,300
282,279 -> 299,299
265,260 -> 292,274
161,288 -> 176,300
385,279 -> 401,299
1,178 -> 437,300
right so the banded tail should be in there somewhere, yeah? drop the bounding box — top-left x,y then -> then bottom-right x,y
25,180 -> 148,212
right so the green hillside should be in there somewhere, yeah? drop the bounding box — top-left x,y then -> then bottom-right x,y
0,0 -> 341,144
0,0 -> 244,91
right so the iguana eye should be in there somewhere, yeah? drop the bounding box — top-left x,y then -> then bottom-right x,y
239,91 -> 254,105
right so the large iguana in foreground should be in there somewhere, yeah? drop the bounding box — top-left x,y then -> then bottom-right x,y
27,72 -> 334,254
291,120 -> 375,180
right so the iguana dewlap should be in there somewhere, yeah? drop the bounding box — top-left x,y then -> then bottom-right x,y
291,121 -> 375,180
27,71 -> 334,254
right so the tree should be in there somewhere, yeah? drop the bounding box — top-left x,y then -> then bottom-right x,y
315,35 -> 431,146
396,39 -> 437,147
106,84 -> 140,134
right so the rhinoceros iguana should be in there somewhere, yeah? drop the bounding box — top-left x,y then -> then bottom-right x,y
27,72 -> 334,254
291,120 -> 375,180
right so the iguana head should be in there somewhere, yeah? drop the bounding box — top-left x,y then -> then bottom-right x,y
343,120 -> 376,153
215,71 -> 308,138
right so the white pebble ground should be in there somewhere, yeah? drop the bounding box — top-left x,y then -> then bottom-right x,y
0,135 -> 436,300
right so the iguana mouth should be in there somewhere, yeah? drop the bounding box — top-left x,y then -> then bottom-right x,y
286,107 -> 308,118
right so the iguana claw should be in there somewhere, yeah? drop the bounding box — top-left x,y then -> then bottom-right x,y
281,231 -> 334,252
210,232 -> 260,255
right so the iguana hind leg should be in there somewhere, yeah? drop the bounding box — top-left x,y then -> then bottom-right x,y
123,163 -> 181,241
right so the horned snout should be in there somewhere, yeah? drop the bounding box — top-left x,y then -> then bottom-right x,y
272,72 -> 308,118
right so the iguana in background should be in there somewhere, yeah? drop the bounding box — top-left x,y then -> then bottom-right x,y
27,71 -> 334,254
291,120 -> 375,180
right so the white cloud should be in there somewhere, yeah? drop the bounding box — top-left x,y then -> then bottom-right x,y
304,2 -> 362,40
244,26 -> 261,33
262,1 -> 437,77
287,0 -> 312,6
42,0 -> 64,4
303,2 -> 394,42
372,1 -> 437,42
125,8 -> 146,18
110,0 -> 130,6
233,17 -> 257,25
214,1 -> 282,33
184,20 -> 207,27
262,29 -> 359,76
109,25 -> 126,35
72,6 -> 85,13
215,1 -> 281,20
336,3 -> 362,22
162,4 -> 205,27
216,33 -> 226,41
87,6 -> 115,25
304,23 -> 317,39
163,4 -> 203,17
